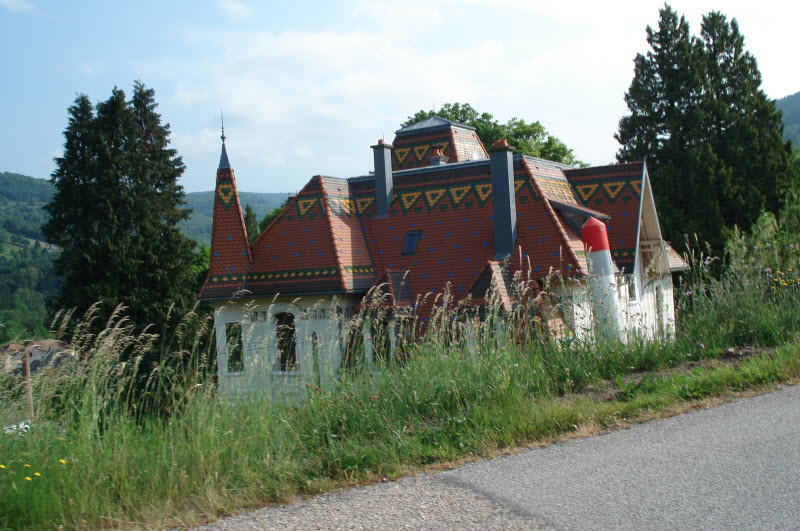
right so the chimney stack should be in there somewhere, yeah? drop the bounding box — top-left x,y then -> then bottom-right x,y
488,139 -> 516,259
371,139 -> 393,218
427,143 -> 450,166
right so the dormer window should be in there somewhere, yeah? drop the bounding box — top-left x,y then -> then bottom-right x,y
402,231 -> 421,255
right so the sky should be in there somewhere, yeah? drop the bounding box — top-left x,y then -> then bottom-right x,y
2,0 -> 798,194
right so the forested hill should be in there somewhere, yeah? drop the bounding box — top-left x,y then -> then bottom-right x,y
181,191 -> 289,244
776,91 -> 800,147
0,171 -> 288,245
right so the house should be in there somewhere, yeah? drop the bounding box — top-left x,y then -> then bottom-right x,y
198,117 -> 689,398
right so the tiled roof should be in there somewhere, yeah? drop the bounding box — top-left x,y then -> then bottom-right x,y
392,116 -> 487,170
201,139 -> 664,315
664,241 -> 690,272
564,162 -> 645,272
467,261 -> 516,311
198,148 -> 252,300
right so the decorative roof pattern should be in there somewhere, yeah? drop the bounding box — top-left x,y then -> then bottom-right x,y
244,177 -> 347,296
392,116 -> 487,170
201,135 -> 669,317
564,162 -> 645,271
198,149 -> 252,300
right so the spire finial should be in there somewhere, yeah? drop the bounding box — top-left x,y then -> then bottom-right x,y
220,110 -> 226,144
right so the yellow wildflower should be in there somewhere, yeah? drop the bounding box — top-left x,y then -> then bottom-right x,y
24,464 -> 31,468
0,464 -> 5,469
34,472 -> 41,477
59,459 -> 66,465
25,477 -> 32,481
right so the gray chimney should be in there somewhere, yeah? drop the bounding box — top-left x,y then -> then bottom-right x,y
371,139 -> 393,218
489,139 -> 517,259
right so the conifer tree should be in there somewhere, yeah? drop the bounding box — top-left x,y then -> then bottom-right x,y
244,204 -> 258,244
616,5 -> 796,250
43,82 -> 196,331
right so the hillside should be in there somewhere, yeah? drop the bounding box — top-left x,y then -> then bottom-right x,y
0,170 -> 287,342
0,171 -> 288,246
776,91 -> 800,147
181,191 -> 289,244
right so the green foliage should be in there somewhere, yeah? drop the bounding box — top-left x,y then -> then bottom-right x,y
42,82 -> 197,333
617,5 -> 797,250
776,90 -> 800,147
258,200 -> 288,234
244,204 -> 258,244
402,102 -> 582,166
2,290 -> 800,527
179,191 -> 288,244
0,244 -> 61,343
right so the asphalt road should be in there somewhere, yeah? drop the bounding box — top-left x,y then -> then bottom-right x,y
197,384 -> 800,530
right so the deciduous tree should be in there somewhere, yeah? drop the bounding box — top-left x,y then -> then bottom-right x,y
403,103 -> 580,165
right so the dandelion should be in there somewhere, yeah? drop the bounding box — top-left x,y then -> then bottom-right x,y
34,472 -> 41,477
59,459 -> 66,465
0,464 -> 5,469
24,464 -> 31,468
25,477 -> 32,481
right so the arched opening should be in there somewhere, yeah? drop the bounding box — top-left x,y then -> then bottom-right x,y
275,312 -> 297,372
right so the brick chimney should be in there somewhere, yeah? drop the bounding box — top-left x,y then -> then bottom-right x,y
426,143 -> 450,166
371,139 -> 393,218
488,139 -> 517,260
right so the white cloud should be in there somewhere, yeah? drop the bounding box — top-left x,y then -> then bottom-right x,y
219,0 -> 253,22
0,0 -> 40,14
156,1 -> 798,193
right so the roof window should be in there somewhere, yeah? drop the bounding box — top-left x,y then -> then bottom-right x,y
402,231 -> 421,255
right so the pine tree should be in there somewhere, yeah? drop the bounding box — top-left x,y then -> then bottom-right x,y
616,5 -> 796,250
43,82 -> 196,331
244,204 -> 258,244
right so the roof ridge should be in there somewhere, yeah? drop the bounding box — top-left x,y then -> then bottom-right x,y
523,158 -> 584,275
319,177 -> 348,292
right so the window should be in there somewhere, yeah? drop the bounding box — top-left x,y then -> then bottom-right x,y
311,332 -> 321,386
402,231 -> 421,255
225,323 -> 244,373
275,312 -> 297,371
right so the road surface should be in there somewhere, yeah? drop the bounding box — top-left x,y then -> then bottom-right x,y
197,384 -> 800,530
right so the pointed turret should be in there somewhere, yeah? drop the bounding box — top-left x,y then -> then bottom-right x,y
198,131 -> 253,300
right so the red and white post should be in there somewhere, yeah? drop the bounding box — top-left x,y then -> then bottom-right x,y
581,217 -> 624,342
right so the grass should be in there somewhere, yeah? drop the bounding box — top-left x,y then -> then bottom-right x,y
1,254 -> 800,529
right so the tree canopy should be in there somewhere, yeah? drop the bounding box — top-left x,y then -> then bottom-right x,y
402,103 -> 581,166
43,82 -> 197,331
616,5 -> 797,250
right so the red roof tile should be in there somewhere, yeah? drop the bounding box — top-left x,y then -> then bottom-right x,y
564,162 -> 645,272
198,160 -> 252,300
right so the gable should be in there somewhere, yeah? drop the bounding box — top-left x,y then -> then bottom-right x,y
564,162 -> 645,272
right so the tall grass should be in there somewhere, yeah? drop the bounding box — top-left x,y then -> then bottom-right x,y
1,250 -> 799,529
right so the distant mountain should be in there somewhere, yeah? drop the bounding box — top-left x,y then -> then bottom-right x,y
776,91 -> 800,147
0,171 -> 288,246
181,191 -> 289,244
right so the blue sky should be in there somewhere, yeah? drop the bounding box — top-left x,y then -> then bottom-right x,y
2,0 -> 797,193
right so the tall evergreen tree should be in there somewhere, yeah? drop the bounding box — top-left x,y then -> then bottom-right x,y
616,5 -> 796,250
244,204 -> 258,244
43,82 -> 196,331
